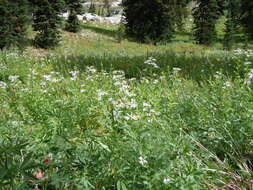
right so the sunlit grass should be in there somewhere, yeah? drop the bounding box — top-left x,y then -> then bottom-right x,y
0,47 -> 253,189
1,21 -> 253,189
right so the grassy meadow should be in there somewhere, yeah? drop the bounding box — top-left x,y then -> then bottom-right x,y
0,21 -> 253,190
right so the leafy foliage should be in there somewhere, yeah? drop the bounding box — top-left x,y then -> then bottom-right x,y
0,138 -> 37,189
0,49 -> 253,189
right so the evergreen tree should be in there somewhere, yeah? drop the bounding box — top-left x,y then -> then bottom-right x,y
223,0 -> 235,50
223,0 -> 240,49
88,1 -> 96,13
173,0 -> 190,31
193,0 -> 220,45
32,0 -> 65,49
65,0 -> 84,33
216,0 -> 226,16
0,0 -> 29,50
241,0 -> 253,39
123,0 -> 175,43
104,0 -> 111,16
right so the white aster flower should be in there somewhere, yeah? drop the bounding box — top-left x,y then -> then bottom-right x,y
97,90 -> 107,100
41,89 -> 48,93
113,110 -> 122,120
138,156 -> 147,166
21,88 -> 29,92
163,178 -> 171,184
43,74 -> 61,83
143,102 -> 151,107
113,74 -> 125,80
29,68 -> 38,75
43,74 -> 52,81
172,67 -> 181,72
248,69 -> 253,79
224,81 -> 232,88
86,66 -> 97,73
244,61 -> 252,66
234,48 -> 243,55
8,75 -> 19,82
0,81 -> 7,88
40,82 -> 47,87
112,70 -> 125,75
0,65 -> 7,70
153,79 -> 159,84
129,78 -> 136,81
245,69 -> 253,85
144,57 -> 159,68
69,70 -> 79,81
124,114 -> 140,121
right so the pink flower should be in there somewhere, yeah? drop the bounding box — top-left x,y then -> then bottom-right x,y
35,171 -> 45,179
29,171 -> 45,183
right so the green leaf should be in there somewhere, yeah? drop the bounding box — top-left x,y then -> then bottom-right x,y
117,181 -> 121,190
117,181 -> 128,190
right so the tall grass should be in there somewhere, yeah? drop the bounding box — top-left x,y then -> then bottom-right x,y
49,50 -> 246,82
0,49 -> 253,189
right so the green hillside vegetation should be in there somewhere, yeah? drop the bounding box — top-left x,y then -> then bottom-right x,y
0,0 -> 253,189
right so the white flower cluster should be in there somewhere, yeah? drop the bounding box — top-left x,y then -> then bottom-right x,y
97,89 -> 108,100
142,102 -> 160,119
172,67 -> 181,73
69,70 -> 79,81
234,49 -> 253,57
111,97 -> 138,109
245,69 -> 253,85
224,81 -> 232,88
124,113 -> 141,121
41,71 -> 63,83
80,84 -> 86,93
0,81 -> 7,89
85,67 -> 100,81
108,70 -> 141,121
6,52 -> 19,57
138,156 -> 147,166
86,66 -> 97,73
171,67 -> 182,77
8,75 -> 19,83
244,61 -> 252,66
0,64 -> 7,70
214,71 -> 222,79
144,57 -> 159,68
163,177 -> 171,184
29,68 -> 38,76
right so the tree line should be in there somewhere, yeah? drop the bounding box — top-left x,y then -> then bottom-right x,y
124,0 -> 253,49
0,0 -> 84,50
0,0 -> 252,50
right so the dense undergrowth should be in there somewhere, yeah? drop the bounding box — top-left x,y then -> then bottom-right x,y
0,49 -> 253,189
